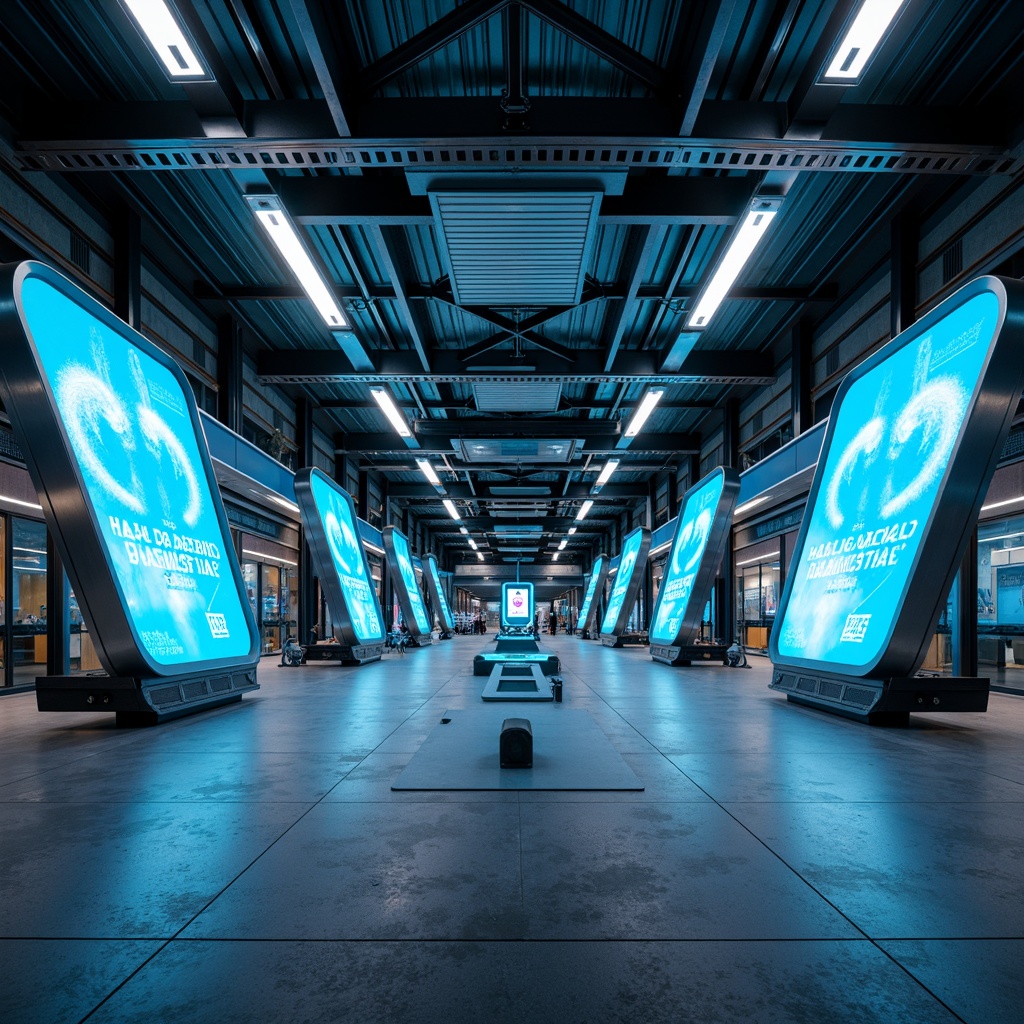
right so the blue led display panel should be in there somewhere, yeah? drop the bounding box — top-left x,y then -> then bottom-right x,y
772,276 -> 1024,679
382,526 -> 431,639
294,468 -> 384,647
576,554 -> 609,634
0,261 -> 259,677
600,527 -> 652,638
649,468 -> 740,647
501,581 -> 534,627
423,553 -> 455,632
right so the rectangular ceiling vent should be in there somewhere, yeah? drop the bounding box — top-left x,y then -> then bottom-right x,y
489,486 -> 552,496
429,191 -> 602,305
502,557 -> 536,562
473,382 -> 562,412
456,438 -> 578,463
493,525 -> 543,535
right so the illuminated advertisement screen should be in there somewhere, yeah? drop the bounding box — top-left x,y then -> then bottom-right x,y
600,527 -> 652,637
0,261 -> 258,676
576,554 -> 609,633
501,581 -> 534,627
294,468 -> 384,646
382,526 -> 431,637
772,276 -> 1024,678
423,554 -> 454,631
649,468 -> 739,647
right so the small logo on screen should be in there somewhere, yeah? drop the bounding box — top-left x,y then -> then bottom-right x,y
206,612 -> 230,638
513,593 -> 523,608
840,613 -> 871,643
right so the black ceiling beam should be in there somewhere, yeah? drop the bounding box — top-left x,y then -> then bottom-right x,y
359,0 -> 511,94
288,0 -> 355,136
19,100 -> 1007,152
603,225 -> 657,373
257,347 -> 775,383
675,0 -> 738,136
519,0 -> 668,95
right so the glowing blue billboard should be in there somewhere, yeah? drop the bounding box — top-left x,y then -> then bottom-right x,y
772,276 -> 1024,679
600,527 -> 652,640
501,581 -> 534,628
423,553 -> 455,633
649,467 -> 739,648
382,526 -> 432,640
576,554 -> 610,634
294,468 -> 384,651
0,261 -> 259,680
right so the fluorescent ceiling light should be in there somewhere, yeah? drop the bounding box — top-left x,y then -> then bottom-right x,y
733,495 -> 772,518
821,0 -> 909,83
416,459 -> 442,486
468,538 -> 479,550
575,499 -> 594,522
687,199 -> 782,329
595,459 -> 620,487
553,552 -> 560,561
568,526 -> 577,535
736,550 -> 779,566
476,551 -> 484,561
0,493 -> 43,511
371,388 -> 411,437
981,496 -> 1024,512
242,548 -> 298,567
980,532 -> 1024,544
119,0 -> 210,80
558,539 -> 568,550
459,526 -> 469,535
443,498 -> 461,521
248,198 -> 348,329
624,390 -> 664,436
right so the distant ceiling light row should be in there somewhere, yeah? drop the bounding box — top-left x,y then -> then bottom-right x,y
557,539 -> 568,551
246,196 -> 349,330
119,0 -> 211,80
594,459 -> 619,488
575,499 -> 594,522
370,388 -> 411,437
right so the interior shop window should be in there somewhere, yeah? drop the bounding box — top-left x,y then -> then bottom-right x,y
977,517 -> 1024,689
0,516 -> 5,684
11,517 -> 48,687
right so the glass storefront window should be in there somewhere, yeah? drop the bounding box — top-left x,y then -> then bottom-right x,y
11,517 -> 48,687
978,516 -> 1024,690
735,548 -> 780,652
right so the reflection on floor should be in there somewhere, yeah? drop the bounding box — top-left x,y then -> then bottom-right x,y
1,635 -> 1023,1023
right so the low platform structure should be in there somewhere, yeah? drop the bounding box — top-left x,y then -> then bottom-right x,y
301,640 -> 383,666
473,651 -> 560,676
481,661 -> 553,702
650,642 -> 730,666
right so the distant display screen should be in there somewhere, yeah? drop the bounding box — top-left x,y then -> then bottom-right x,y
775,289 -> 1000,672
389,528 -> 430,633
576,556 -> 607,631
424,554 -> 454,631
601,529 -> 646,634
502,582 -> 534,627
994,565 -> 1024,625
650,471 -> 728,646
305,471 -> 383,644
16,272 -> 254,670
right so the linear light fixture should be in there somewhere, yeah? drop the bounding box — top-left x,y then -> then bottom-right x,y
371,388 -> 411,437
733,495 -> 772,518
119,0 -> 211,80
246,195 -> 348,329
477,551 -> 485,561
558,539 -> 568,551
416,459 -> 442,486
443,498 -> 461,521
575,499 -> 594,522
468,538 -> 479,550
553,552 -> 560,561
687,198 -> 782,329
736,550 -> 780,566
568,526 -> 577,535
0,493 -> 43,511
624,390 -> 664,437
595,459 -> 620,487
459,526 -> 469,535
981,496 -> 1024,512
820,0 -> 909,83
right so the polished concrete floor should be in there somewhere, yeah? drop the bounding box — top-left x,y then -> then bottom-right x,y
1,634 -> 1023,1023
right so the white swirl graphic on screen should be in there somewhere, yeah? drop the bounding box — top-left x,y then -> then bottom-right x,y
825,417 -> 884,530
137,407 -> 202,527
879,378 -> 965,519
56,365 -> 145,514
